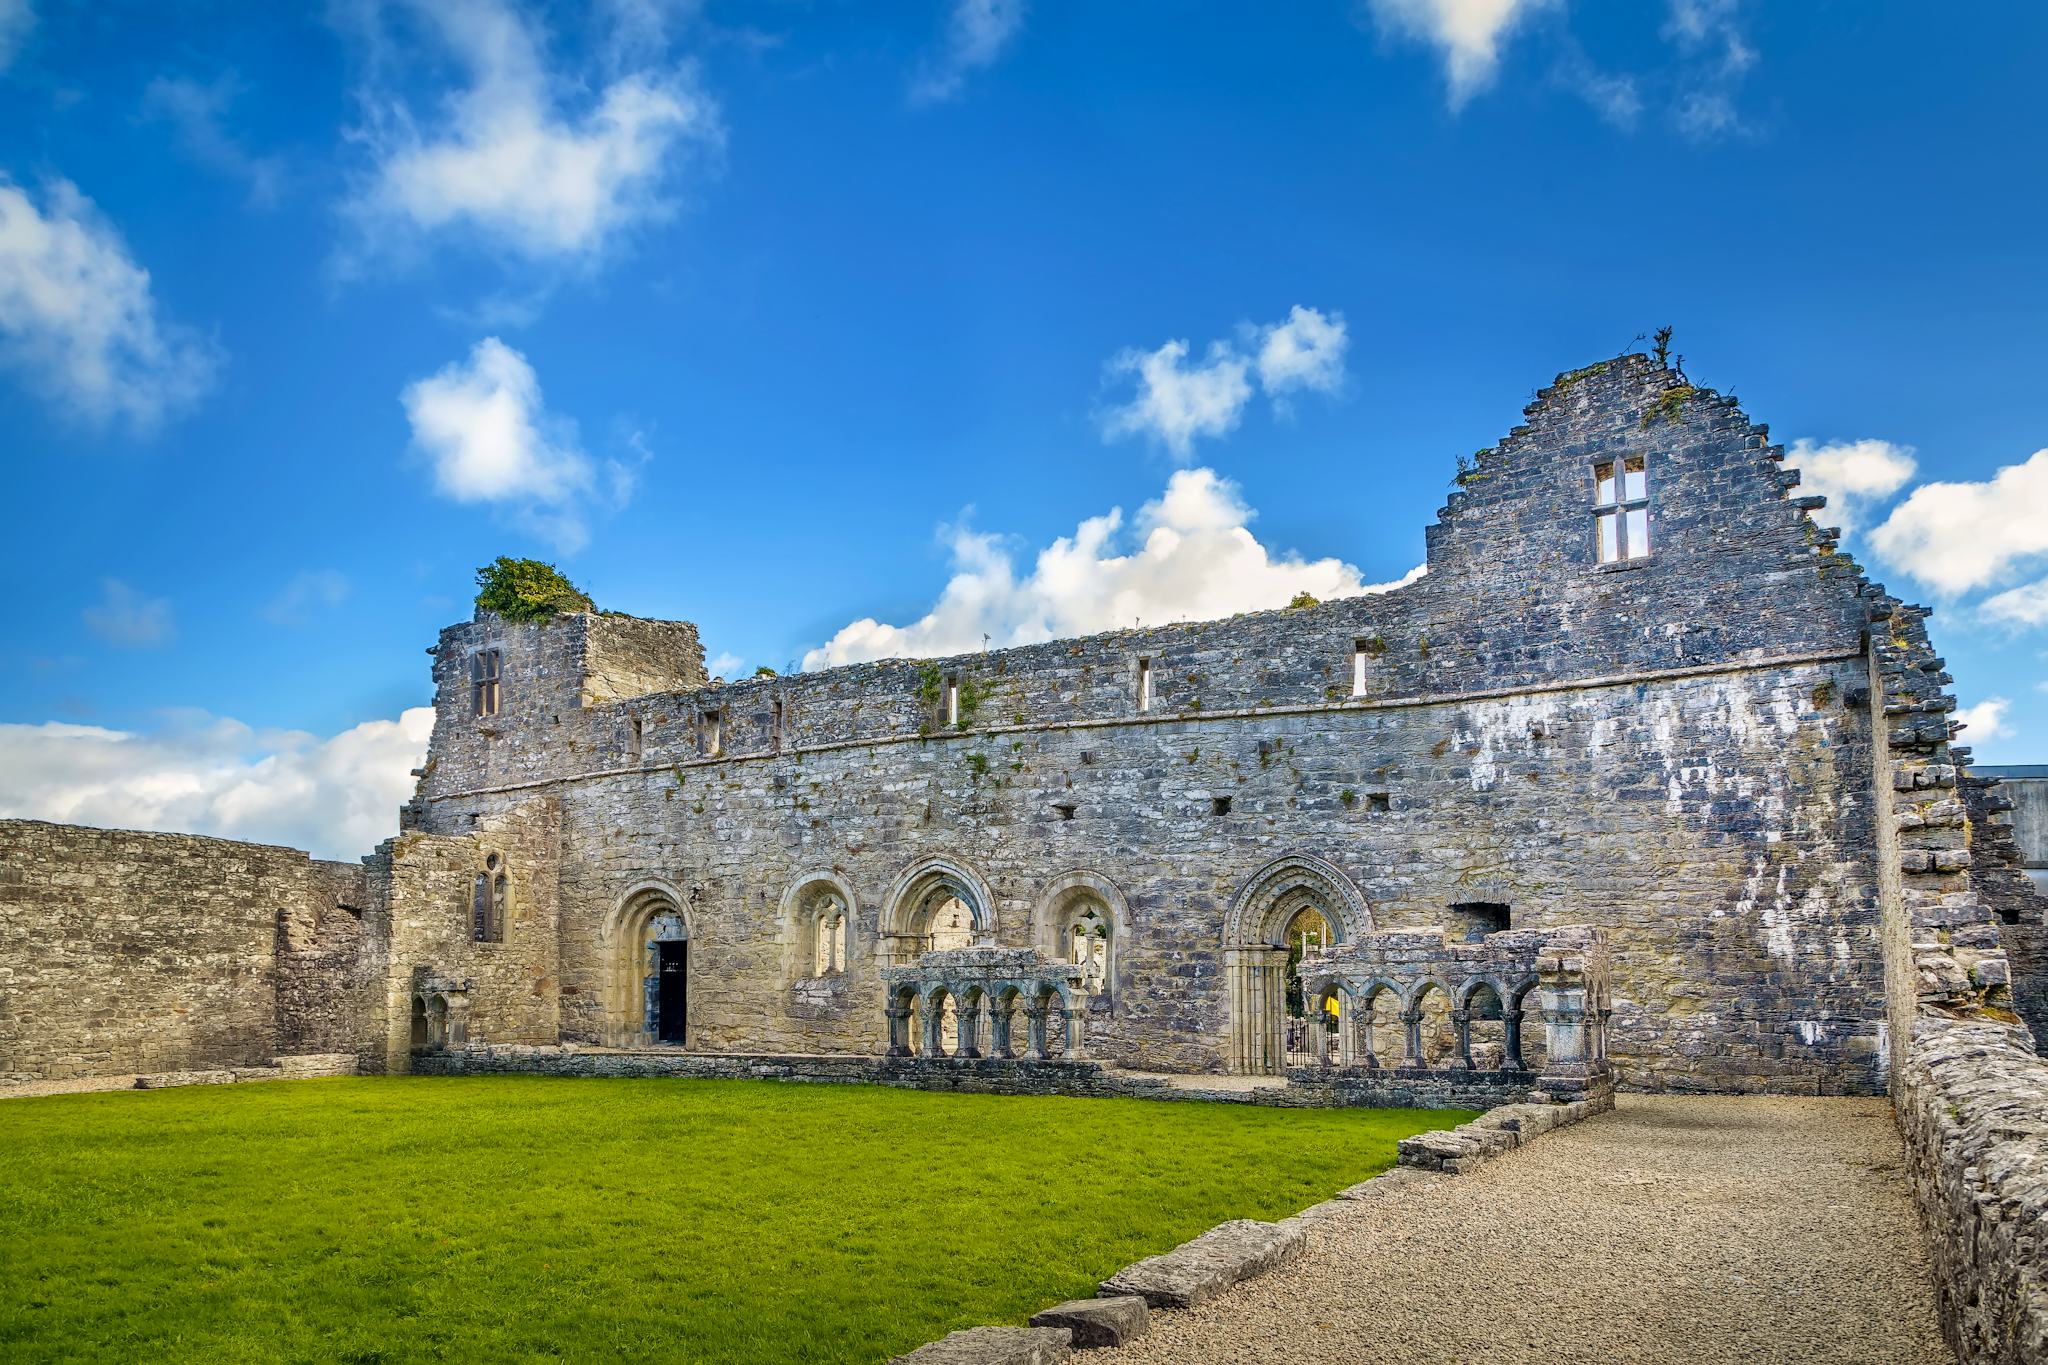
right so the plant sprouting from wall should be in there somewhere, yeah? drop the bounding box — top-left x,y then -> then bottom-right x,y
474,557 -> 597,622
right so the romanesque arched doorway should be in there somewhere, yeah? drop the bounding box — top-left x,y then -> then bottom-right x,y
604,879 -> 692,1047
1221,856 -> 1372,1074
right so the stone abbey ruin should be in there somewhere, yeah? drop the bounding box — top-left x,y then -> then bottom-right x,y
4,354 -> 2045,1361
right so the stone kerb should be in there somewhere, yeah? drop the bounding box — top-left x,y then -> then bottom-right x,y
883,948 -> 1088,1061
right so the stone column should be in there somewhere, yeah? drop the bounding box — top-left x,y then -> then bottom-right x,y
1337,991 -> 1357,1067
1023,1002 -> 1048,1061
1063,1004 -> 1085,1061
1452,1008 -> 1473,1070
1311,1003 -> 1331,1065
958,996 -> 984,1059
885,1003 -> 913,1057
1504,1008 -> 1525,1070
922,995 -> 946,1058
1401,1008 -> 1423,1068
990,997 -> 1017,1059
1224,945 -> 1289,1074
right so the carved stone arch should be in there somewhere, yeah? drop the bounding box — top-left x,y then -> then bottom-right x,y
601,877 -> 692,1047
881,854 -> 998,966
1458,975 -> 1509,1011
780,869 -> 858,978
1032,870 -> 1131,999
1404,975 -> 1454,1015
1222,855 -> 1373,948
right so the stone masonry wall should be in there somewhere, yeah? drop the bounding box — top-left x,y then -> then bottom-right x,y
0,820 -> 364,1083
1857,569 -> 2047,1362
405,355 -> 1896,1095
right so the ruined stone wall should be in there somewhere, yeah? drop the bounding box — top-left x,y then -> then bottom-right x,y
0,821 -> 363,1083
1858,580 -> 2045,1363
406,356 -> 1898,1095
273,859 -> 371,1055
369,795 -> 564,1073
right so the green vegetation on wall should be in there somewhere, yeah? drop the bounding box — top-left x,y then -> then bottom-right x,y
473,557 -> 597,623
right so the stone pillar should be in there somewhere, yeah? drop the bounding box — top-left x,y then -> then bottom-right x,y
1337,992 -> 1357,1067
957,995 -> 984,1058
1452,1008 -> 1474,1070
1063,1005 -> 1085,1061
446,996 -> 471,1050
1311,1003 -> 1331,1065
885,1003 -> 913,1057
922,995 -> 946,1058
1504,1008 -> 1525,1070
1023,1002 -> 1048,1061
1401,1008 -> 1423,1068
1224,944 -> 1289,1074
990,998 -> 1017,1059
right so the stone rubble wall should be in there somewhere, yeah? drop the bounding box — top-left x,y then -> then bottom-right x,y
1859,574 -> 2047,1363
411,1044 -> 1555,1110
1891,1018 -> 2048,1364
0,821 -> 367,1083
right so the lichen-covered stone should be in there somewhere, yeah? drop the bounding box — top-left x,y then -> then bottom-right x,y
1099,1219 -> 1306,1308
1028,1297 -> 1148,1348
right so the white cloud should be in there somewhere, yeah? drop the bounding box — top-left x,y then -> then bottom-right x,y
911,0 -> 1026,105
0,0 -> 32,73
1663,0 -> 1755,140
0,708 -> 432,862
0,177 -> 218,427
262,570 -> 352,627
1361,0 -> 1555,108
345,0 -> 719,262
1982,579 -> 2048,631
1255,305 -> 1349,398
402,337 -> 615,553
803,467 -> 1423,669
1953,698 -> 2013,744
1869,449 -> 2048,597
1784,438 -> 1917,536
1101,339 -> 1253,459
707,651 -> 743,678
143,73 -> 287,208
1103,306 -> 1351,458
83,579 -> 174,647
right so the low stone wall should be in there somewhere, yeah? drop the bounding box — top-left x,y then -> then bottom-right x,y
1892,1016 -> 2048,1364
409,1045 -> 1552,1110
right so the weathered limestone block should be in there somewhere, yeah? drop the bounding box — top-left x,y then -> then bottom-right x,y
891,1326 -> 1073,1364
1028,1297 -> 1148,1348
1099,1219 -> 1306,1308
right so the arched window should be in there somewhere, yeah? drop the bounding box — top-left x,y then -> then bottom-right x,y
472,852 -> 506,942
925,895 -> 975,954
1066,904 -> 1111,995
813,899 -> 848,976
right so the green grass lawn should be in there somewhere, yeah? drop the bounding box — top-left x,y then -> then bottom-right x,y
0,1077 -> 1468,1364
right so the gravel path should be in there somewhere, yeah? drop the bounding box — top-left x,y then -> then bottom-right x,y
1104,1096 -> 1951,1365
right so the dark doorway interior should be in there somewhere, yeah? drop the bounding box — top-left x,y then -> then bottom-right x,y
656,940 -> 688,1044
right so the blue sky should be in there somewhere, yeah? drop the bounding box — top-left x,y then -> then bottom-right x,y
2,0 -> 2045,858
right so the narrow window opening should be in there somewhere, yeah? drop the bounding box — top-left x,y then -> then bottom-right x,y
944,675 -> 960,727
626,714 -> 644,763
1447,902 -> 1511,942
1136,657 -> 1152,713
1351,640 -> 1369,697
471,650 -> 502,717
1211,795 -> 1232,816
701,709 -> 722,757
1054,802 -> 1076,821
1593,455 -> 1651,563
771,698 -> 785,753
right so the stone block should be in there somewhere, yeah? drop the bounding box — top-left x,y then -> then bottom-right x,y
891,1326 -> 1073,1364
1029,1297 -> 1148,1348
1099,1219 -> 1305,1308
